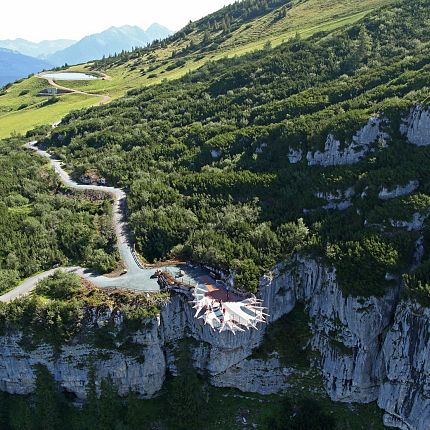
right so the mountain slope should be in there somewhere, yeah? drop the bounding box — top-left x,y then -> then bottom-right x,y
47,24 -> 173,66
145,23 -> 175,41
93,0 -> 393,70
45,0 -> 430,296
0,38 -> 75,59
2,0 -> 430,428
0,48 -> 52,87
35,6 -> 430,427
0,0 -> 392,138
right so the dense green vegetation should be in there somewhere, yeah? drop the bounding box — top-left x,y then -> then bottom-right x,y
0,0 -> 390,139
403,258 -> 430,306
0,137 -> 119,294
0,271 -> 170,348
253,304 -> 313,367
44,0 -> 430,298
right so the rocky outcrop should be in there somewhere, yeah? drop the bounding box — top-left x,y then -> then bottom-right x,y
0,293 -> 269,400
379,181 -> 419,200
390,212 -> 426,231
255,143 -> 268,154
306,118 -> 388,166
379,301 -> 430,430
308,277 -> 396,402
261,257 -> 398,402
0,324 -> 166,399
315,188 -> 354,210
260,257 -> 430,430
211,355 -> 293,395
211,149 -> 222,159
400,106 -> 430,146
288,148 -> 303,164
2,256 -> 430,429
301,104 -> 430,166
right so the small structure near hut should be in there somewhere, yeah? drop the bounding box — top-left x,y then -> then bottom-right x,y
37,87 -> 72,96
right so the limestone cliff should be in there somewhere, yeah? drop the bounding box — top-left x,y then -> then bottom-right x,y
306,118 -> 388,166
261,257 -> 430,430
400,106 -> 430,146
1,256 -> 430,429
377,301 -> 430,430
1,105 -> 430,428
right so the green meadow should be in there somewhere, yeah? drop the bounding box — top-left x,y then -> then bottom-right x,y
0,0 -> 393,138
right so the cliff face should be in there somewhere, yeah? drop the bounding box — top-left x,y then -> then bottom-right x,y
261,258 -> 398,403
401,106 -> 430,147
306,118 -> 388,167
261,257 -> 430,430
0,292 -> 283,400
0,323 -> 166,399
0,316 -> 166,399
1,106 -> 430,427
1,256 -> 430,429
378,180 -> 420,200
379,301 -> 430,430
300,105 -> 430,169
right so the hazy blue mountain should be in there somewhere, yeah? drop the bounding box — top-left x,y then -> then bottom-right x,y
0,48 -> 52,87
0,38 -> 75,59
47,24 -> 173,66
145,23 -> 174,41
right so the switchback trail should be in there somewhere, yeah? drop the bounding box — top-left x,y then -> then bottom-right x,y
0,141 -> 170,302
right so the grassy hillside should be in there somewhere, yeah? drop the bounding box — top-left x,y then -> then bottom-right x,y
0,77 -> 97,138
0,0 -> 392,138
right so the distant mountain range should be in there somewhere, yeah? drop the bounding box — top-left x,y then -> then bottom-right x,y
0,48 -> 52,87
0,39 -> 75,59
0,24 -> 173,87
46,24 -> 173,66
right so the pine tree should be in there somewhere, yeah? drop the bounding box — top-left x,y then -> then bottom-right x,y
264,40 -> 272,51
9,397 -> 35,430
203,30 -> 211,45
82,365 -> 99,429
166,368 -> 205,430
98,375 -> 121,430
33,365 -> 61,430
357,26 -> 372,62
126,391 -> 145,430
0,392 -> 9,429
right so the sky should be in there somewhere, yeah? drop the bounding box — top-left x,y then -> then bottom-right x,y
0,0 -> 236,42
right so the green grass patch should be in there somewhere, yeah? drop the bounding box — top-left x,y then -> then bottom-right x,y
0,0 -> 393,139
0,94 -> 96,138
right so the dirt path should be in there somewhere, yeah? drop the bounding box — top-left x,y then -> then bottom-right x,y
37,73 -> 111,105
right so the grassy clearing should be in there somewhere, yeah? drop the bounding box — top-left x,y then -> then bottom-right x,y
0,94 -> 96,138
0,74 -> 98,137
0,0 -> 393,139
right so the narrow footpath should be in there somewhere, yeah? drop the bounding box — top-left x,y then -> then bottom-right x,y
37,72 -> 111,105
